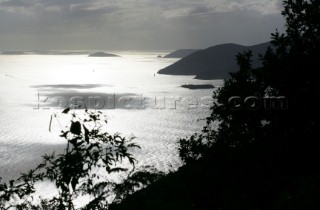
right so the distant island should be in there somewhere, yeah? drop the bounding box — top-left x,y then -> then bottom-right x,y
88,52 -> 119,57
164,49 -> 200,58
180,84 -> 214,89
32,51 -> 89,55
1,50 -> 91,55
1,51 -> 27,55
158,42 -> 271,79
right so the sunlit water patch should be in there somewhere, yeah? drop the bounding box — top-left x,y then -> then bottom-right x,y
0,52 -> 223,185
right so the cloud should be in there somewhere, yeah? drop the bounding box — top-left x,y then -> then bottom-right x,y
189,5 -> 213,15
68,4 -> 119,19
0,0 -> 35,15
0,0 -> 282,16
0,0 -> 29,7
0,0 -> 285,50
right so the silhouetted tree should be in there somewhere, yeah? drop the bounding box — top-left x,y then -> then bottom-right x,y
179,0 -> 320,163
0,108 -> 163,209
161,1 -> 320,209
177,1 -> 320,208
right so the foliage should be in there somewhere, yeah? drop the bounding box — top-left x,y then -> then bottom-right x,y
178,50 -> 269,163
112,166 -> 165,204
179,0 -> 320,164
168,1 -> 320,209
0,108 -> 146,209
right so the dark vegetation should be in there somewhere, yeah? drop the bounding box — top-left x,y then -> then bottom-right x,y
111,0 -> 320,209
0,109 -> 163,209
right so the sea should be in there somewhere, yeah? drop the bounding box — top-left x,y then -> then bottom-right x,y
0,50 -> 223,205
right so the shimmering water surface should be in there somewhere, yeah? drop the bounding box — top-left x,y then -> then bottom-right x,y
0,51 -> 223,182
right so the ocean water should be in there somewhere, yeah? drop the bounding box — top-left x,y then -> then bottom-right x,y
0,51 -> 223,184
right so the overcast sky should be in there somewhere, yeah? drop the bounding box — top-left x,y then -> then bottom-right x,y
0,0 -> 285,50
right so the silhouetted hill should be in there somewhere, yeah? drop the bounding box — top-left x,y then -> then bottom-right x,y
164,49 -> 200,58
158,42 -> 271,79
88,52 -> 119,57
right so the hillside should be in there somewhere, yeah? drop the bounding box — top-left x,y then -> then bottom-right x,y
109,146 -> 319,210
158,42 -> 271,79
164,49 -> 199,58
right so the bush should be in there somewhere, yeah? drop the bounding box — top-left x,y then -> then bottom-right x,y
0,108 -> 142,209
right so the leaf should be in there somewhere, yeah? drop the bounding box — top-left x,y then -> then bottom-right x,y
60,131 -> 69,138
109,167 -> 128,173
69,137 -> 81,146
62,107 -> 70,114
9,180 -> 14,187
127,143 -> 141,149
83,125 -> 89,143
90,115 -> 97,121
49,115 -> 53,132
128,157 -> 136,166
71,178 -> 78,191
70,121 -> 81,135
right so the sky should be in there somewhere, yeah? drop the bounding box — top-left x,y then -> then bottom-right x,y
0,0 -> 285,50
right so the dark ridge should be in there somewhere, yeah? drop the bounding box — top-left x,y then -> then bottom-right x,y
158,42 -> 271,80
164,49 -> 200,58
88,52 -> 120,57
180,84 -> 214,89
